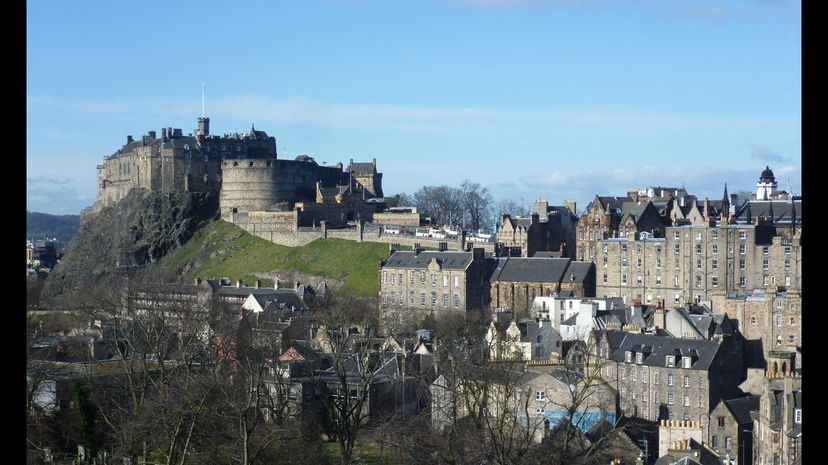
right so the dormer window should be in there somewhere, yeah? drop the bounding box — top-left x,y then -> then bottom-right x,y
682,356 -> 692,368
636,352 -> 644,364
625,351 -> 633,363
666,355 -> 676,367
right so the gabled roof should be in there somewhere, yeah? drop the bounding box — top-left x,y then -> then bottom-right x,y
722,395 -> 760,425
595,196 -> 631,213
383,250 -> 474,270
162,136 -> 199,150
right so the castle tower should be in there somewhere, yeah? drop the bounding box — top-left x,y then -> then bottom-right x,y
756,166 -> 777,200
198,117 -> 210,136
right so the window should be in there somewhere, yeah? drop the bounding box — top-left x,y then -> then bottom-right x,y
739,258 -> 746,270
642,370 -> 648,382
409,272 -> 414,284
420,271 -> 426,283
763,246 -> 769,256
443,275 -> 448,286
637,258 -> 642,268
675,259 -> 680,270
382,272 -> 387,283
763,259 -> 769,271
674,276 -> 680,286
535,407 -> 543,414
674,244 -> 680,255
453,276 -> 459,287
795,409 -> 802,424
739,231 -> 747,240
725,437 -> 732,450
739,277 -> 746,287
695,275 -> 701,287
453,294 -> 460,308
712,436 -> 719,448
398,292 -> 403,305
656,246 -> 662,254
712,259 -> 718,270
695,244 -> 702,255
712,230 -> 718,240
622,258 -> 628,268
790,316 -> 795,325
667,393 -> 674,405
536,391 -> 546,401
654,391 -> 659,403
654,372 -> 660,385
603,274 -> 608,284
442,293 -> 448,307
431,274 -> 437,286
711,276 -> 718,287
603,244 -> 608,253
409,291 -> 415,304
698,396 -> 703,407
637,245 -> 642,254
776,315 -> 782,327
621,244 -> 628,254
391,273 -> 396,284
622,274 -> 628,285
431,292 -> 437,307
785,246 -> 791,255
683,357 -> 692,368
674,293 -> 681,304
637,275 -> 643,285
632,368 -> 637,381
712,244 -> 718,255
674,230 -> 681,239
785,259 -> 791,271
739,244 -> 746,255
667,374 -> 674,385
751,316 -> 757,325
620,368 -> 626,380
632,390 -> 636,400
656,275 -> 662,285
656,258 -> 662,269
683,395 -> 690,407
696,259 -> 702,270
603,257 -> 608,267
420,293 -> 426,306
684,375 -> 690,387
643,390 -> 648,402
621,387 -> 626,397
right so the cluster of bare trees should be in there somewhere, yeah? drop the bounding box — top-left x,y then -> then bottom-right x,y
393,180 -> 494,230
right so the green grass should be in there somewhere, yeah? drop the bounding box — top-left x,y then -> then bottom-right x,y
158,220 -> 399,296
321,440 -> 401,465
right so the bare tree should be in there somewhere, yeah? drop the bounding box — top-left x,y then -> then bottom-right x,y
460,180 -> 493,231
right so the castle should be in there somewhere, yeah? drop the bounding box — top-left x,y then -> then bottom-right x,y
89,117 -> 385,230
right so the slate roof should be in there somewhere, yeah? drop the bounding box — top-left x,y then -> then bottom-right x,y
492,257 -> 571,283
348,161 -> 376,175
383,250 -> 474,270
620,202 -> 650,223
734,199 -> 802,224
606,331 -> 722,371
162,136 -> 199,150
723,396 -> 760,425
596,196 -> 631,214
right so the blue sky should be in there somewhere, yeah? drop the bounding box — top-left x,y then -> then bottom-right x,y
27,0 -> 801,215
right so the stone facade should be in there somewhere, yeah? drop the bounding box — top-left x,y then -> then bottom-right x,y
595,331 -> 745,440
496,200 -> 578,258
575,196 -> 666,262
709,396 -> 759,465
489,257 -> 596,313
595,223 -> 802,307
379,248 -> 493,328
752,368 -> 801,465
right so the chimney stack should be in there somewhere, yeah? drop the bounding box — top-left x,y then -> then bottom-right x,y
236,279 -> 242,288
127,135 -> 133,144
161,128 -> 167,141
255,279 -> 261,289
274,277 -> 280,290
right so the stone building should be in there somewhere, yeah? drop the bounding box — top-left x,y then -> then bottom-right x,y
752,367 -> 801,465
594,222 -> 802,307
489,257 -> 595,313
379,248 -> 493,327
594,330 -> 745,439
89,117 -> 385,230
485,310 -> 562,361
496,199 -> 578,258
575,196 -> 665,262
708,395 -> 759,465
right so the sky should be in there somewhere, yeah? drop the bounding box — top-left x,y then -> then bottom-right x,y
27,0 -> 801,216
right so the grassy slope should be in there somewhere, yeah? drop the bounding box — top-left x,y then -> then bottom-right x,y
158,220 -> 398,296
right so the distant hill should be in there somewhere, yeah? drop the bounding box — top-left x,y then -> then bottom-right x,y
26,211 -> 81,250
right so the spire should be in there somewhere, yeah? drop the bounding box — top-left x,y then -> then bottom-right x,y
249,124 -> 257,140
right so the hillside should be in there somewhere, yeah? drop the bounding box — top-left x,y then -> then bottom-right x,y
26,211 -> 81,250
42,190 -> 219,302
157,220 -> 396,296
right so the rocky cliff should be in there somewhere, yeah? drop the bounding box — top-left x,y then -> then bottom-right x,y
42,189 -> 219,302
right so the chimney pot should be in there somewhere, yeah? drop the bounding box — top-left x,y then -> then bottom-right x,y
237,279 -> 242,288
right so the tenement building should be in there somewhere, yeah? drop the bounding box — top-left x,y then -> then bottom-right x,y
378,247 -> 494,327
575,196 -> 665,262
496,199 -> 578,258
595,330 -> 745,440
